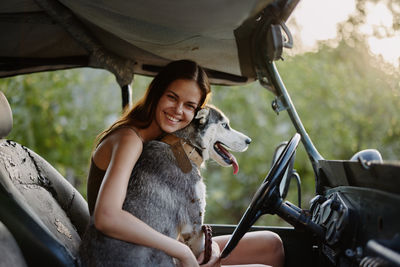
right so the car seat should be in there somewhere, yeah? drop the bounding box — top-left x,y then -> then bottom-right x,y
0,91 -> 89,266
0,220 -> 27,267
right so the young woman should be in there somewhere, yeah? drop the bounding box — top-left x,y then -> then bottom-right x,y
85,60 -> 284,267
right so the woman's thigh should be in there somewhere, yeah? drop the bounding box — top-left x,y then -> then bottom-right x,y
214,231 -> 284,267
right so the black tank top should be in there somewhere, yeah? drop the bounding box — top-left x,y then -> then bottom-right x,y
86,126 -> 144,215
87,158 -> 106,216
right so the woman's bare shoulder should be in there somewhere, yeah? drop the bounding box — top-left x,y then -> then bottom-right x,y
109,127 -> 143,149
93,127 -> 143,168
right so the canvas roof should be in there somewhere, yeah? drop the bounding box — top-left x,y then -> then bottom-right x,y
0,0 -> 297,85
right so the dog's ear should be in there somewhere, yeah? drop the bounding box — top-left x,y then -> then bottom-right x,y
195,108 -> 209,124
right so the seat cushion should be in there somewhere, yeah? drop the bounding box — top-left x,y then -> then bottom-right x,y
0,139 -> 89,264
0,221 -> 27,267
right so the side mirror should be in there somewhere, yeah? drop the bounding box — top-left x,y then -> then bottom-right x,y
271,141 -> 301,207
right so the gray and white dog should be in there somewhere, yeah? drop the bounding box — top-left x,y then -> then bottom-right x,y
79,105 -> 251,267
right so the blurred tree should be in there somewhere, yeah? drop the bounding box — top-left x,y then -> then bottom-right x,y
203,40 -> 400,226
202,0 -> 400,226
338,0 -> 400,41
1,69 -> 121,195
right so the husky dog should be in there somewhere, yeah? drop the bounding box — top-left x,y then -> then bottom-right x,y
79,105 -> 251,267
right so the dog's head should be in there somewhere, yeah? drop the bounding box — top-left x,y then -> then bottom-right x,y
175,105 -> 251,174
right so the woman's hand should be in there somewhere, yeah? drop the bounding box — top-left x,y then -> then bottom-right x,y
198,240 -> 221,267
176,244 -> 200,267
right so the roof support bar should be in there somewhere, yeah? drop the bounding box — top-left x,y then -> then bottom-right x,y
121,84 -> 133,111
250,0 -> 323,186
265,61 -> 324,167
33,0 -> 135,109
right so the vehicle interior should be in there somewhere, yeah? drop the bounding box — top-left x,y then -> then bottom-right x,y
1,0 -> 400,266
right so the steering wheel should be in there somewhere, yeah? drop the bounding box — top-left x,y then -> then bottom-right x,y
220,133 -> 301,259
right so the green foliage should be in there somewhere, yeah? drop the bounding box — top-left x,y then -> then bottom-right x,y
1,69 -> 121,195
203,40 -> 400,226
338,0 -> 400,40
278,41 -> 400,160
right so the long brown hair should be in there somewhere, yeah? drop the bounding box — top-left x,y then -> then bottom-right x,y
96,60 -> 211,146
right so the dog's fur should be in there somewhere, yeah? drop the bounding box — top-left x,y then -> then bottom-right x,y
79,106 -> 250,267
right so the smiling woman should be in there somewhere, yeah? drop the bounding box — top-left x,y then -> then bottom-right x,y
81,59 -> 284,267
154,79 -> 202,134
84,60 -> 214,266
87,60 -> 211,215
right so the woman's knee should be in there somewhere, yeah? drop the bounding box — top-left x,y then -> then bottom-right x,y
257,231 -> 285,267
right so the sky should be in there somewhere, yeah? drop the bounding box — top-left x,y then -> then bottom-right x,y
289,0 -> 400,67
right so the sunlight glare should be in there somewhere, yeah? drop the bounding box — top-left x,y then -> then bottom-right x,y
291,0 -> 400,67
368,36 -> 400,67
361,2 -> 400,67
291,0 -> 356,49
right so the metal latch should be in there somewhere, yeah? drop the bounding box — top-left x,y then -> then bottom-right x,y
271,96 -> 288,114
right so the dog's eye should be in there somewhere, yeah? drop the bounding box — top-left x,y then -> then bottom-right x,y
221,123 -> 229,129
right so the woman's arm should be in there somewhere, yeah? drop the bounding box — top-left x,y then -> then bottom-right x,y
93,129 -> 198,266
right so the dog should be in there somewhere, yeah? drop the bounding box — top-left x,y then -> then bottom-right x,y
79,105 -> 251,266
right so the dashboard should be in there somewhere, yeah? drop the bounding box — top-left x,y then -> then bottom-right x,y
309,186 -> 400,266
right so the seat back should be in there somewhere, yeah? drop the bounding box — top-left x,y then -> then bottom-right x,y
0,221 -> 27,267
0,91 -> 89,266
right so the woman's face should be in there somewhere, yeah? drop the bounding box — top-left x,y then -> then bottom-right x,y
154,79 -> 202,134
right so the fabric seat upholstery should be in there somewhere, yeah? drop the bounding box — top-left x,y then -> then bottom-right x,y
0,221 -> 27,267
0,91 -> 89,266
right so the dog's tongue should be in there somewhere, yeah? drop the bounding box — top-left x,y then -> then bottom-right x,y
231,158 -> 239,175
216,143 -> 239,175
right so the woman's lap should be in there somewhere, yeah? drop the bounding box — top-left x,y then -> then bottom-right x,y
213,231 -> 284,267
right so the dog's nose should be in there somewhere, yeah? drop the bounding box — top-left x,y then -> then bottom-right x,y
245,138 -> 252,145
